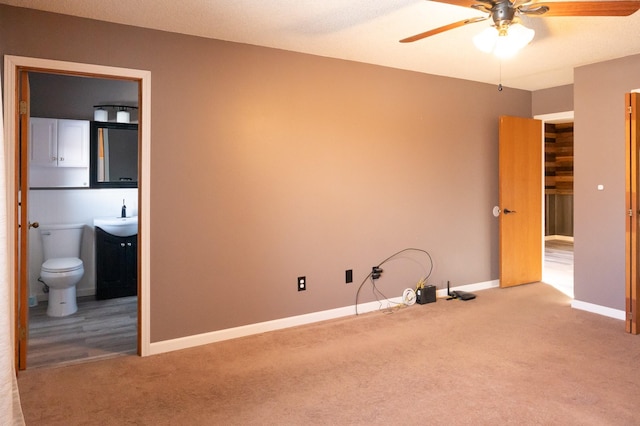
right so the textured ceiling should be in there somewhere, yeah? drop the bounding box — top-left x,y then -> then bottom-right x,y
3,0 -> 640,90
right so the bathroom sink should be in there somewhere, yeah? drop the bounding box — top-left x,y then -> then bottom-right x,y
93,216 -> 138,237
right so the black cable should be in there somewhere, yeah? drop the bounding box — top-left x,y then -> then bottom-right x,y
355,247 -> 434,315
355,273 -> 374,315
375,248 -> 433,280
371,277 -> 392,307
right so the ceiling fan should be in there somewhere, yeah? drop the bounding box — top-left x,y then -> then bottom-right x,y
400,0 -> 640,56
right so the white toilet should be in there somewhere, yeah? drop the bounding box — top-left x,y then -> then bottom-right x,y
39,223 -> 85,317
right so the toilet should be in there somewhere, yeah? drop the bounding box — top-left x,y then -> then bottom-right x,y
39,223 -> 85,317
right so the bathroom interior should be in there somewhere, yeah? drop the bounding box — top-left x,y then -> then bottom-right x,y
26,72 -> 139,368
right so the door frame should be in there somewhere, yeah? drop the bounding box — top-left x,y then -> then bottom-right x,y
535,111 -> 575,296
3,55 -> 152,367
626,92 -> 639,334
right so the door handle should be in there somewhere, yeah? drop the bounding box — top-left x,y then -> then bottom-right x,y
29,221 -> 40,229
503,208 -> 517,214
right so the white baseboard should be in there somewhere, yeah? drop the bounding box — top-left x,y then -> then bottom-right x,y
571,299 -> 626,321
149,281 -> 628,357
149,299 -> 397,356
149,279 -> 499,356
545,235 -> 574,242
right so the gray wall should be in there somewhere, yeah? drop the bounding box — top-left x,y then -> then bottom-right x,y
532,84 -> 574,116
574,54 -> 640,310
532,59 -> 640,312
29,72 -> 138,121
3,5 -> 530,342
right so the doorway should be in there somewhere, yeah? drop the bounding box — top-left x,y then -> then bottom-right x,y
536,111 -> 575,298
4,55 -> 151,370
26,72 -> 139,368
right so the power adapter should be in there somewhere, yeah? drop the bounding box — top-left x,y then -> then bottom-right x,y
416,284 -> 436,304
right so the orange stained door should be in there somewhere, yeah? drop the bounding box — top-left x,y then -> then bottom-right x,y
626,92 -> 640,334
499,115 -> 543,287
16,69 -> 31,369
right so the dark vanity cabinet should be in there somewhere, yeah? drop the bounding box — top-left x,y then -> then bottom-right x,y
95,227 -> 137,299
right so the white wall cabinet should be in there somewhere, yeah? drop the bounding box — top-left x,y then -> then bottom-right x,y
29,117 -> 90,187
30,118 -> 89,167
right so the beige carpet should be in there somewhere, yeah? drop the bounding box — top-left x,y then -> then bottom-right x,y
17,283 -> 640,425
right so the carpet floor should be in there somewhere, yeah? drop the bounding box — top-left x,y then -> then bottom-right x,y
17,283 -> 640,425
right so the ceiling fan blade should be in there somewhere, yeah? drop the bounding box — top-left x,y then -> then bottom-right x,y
400,17 -> 487,43
532,1 -> 640,17
427,0 -> 489,7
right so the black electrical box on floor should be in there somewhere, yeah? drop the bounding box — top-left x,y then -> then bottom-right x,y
416,285 -> 436,304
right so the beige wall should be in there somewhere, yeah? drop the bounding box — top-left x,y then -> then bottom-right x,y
1,5 -> 533,342
574,54 -> 640,310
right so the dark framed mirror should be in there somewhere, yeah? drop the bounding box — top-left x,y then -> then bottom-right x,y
90,121 -> 138,188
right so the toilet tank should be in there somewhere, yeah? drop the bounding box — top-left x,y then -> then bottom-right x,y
40,223 -> 84,260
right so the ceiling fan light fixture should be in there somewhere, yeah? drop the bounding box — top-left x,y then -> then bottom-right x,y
473,23 -> 535,58
473,26 -> 499,53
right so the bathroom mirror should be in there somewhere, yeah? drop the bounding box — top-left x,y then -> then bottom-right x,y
90,121 -> 138,188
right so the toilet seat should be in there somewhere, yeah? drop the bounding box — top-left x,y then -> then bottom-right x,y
41,257 -> 83,273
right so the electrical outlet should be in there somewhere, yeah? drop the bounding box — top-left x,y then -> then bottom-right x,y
371,266 -> 383,280
345,269 -> 353,284
298,276 -> 306,291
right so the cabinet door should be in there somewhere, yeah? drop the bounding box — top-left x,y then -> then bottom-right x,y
57,119 -> 89,167
29,117 -> 58,167
96,228 -> 127,299
125,236 -> 138,291
124,235 -> 138,296
96,228 -> 138,299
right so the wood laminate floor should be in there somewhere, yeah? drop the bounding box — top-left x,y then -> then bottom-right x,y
544,238 -> 574,297
27,295 -> 137,369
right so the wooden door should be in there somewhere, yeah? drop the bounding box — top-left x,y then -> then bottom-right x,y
499,116 -> 543,287
16,70 -> 30,369
625,92 -> 640,334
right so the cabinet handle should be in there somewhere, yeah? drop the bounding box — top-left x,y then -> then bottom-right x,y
51,156 -> 57,161
59,157 -> 64,162
121,243 -> 126,247
127,242 -> 132,247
